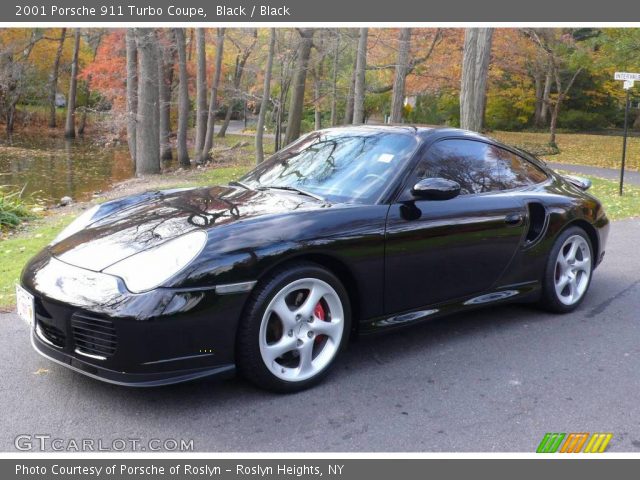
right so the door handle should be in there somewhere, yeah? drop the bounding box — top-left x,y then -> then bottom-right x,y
504,213 -> 524,226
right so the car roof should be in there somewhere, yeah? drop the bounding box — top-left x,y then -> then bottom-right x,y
315,124 -> 492,143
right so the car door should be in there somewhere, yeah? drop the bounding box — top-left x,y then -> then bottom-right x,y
384,138 -> 530,314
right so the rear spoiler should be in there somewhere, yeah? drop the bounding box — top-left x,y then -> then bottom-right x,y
563,175 -> 592,191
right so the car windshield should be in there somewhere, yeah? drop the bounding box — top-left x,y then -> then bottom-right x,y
240,129 -> 419,203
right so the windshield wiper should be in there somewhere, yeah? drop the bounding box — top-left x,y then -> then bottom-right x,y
228,180 -> 251,190
257,185 -> 325,202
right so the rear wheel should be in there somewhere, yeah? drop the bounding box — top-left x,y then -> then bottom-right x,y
237,263 -> 351,392
539,226 -> 593,313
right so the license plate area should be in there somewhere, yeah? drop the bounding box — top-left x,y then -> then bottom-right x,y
16,284 -> 35,329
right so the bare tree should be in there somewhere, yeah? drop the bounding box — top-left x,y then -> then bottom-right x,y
460,28 -> 493,132
313,65 -> 322,130
256,28 -> 276,164
284,28 -> 315,145
48,28 -> 66,128
274,30 -> 296,151
158,30 -> 175,160
525,29 -> 583,148
194,28 -> 208,162
64,28 -> 81,138
125,29 -> 137,163
343,49 -> 357,125
217,29 -> 257,138
390,28 -> 411,123
202,28 -> 226,161
174,28 -> 190,167
78,30 -> 103,135
329,29 -> 340,126
539,65 -> 552,126
0,30 -> 41,132
134,28 -> 160,175
352,28 -> 368,125
366,28 -> 442,95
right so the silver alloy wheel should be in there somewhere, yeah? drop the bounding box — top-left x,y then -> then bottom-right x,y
554,234 -> 592,306
259,278 -> 345,382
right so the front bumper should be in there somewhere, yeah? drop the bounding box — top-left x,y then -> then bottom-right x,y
22,249 -> 249,387
31,331 -> 235,386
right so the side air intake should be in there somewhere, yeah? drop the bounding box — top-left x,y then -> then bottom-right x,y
525,202 -> 547,244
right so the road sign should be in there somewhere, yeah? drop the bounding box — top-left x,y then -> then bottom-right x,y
615,72 -> 640,81
614,72 -> 638,196
615,74 -> 638,196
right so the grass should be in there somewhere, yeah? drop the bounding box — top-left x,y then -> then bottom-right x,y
582,176 -> 640,221
0,213 -> 74,310
0,132 -> 638,309
0,186 -> 37,230
492,131 -> 640,171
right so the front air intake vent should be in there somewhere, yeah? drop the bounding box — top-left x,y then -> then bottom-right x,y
71,313 -> 117,359
37,318 -> 66,348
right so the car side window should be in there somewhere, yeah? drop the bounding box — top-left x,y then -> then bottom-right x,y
412,139 -> 548,195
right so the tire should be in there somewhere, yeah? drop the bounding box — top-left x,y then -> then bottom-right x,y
237,262 -> 352,392
539,226 -> 594,313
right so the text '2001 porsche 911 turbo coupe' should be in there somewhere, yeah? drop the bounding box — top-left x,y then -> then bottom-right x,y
18,126 -> 609,392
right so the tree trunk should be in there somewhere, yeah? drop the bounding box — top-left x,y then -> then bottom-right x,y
313,60 -> 323,130
78,77 -> 90,135
174,28 -> 190,168
134,28 -> 160,175
314,73 -> 322,130
218,104 -> 234,137
48,28 -> 66,129
343,50 -> 357,125
158,30 -> 175,161
284,28 -> 315,145
459,28 -> 493,132
194,28 -> 208,163
202,28 -> 225,161
352,28 -> 368,125
125,29 -> 138,164
390,28 -> 411,123
330,30 -> 340,126
540,63 -> 552,126
547,66 -> 581,149
256,28 -> 275,164
64,29 -> 81,139
533,69 -> 543,128
549,100 -> 560,148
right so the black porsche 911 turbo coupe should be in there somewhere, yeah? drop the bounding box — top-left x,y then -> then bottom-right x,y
18,125 -> 609,392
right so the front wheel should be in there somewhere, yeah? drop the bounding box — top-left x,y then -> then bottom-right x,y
539,226 -> 593,313
237,263 -> 351,392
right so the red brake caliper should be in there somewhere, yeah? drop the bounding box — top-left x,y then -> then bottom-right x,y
313,302 -> 326,344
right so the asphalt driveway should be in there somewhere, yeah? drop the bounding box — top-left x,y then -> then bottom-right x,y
2,218 -> 639,452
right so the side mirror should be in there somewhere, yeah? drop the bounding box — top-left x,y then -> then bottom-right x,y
411,178 -> 461,200
563,175 -> 592,191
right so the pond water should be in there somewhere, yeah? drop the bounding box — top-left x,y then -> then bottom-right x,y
0,131 -> 133,204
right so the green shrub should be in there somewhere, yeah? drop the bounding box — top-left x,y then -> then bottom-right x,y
0,187 -> 37,230
406,93 -> 460,127
557,109 -> 609,131
485,95 -> 535,131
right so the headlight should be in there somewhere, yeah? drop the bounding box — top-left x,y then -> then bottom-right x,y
51,205 -> 101,245
103,231 -> 207,293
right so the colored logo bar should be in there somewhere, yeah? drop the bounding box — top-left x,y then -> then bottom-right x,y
537,433 -> 612,453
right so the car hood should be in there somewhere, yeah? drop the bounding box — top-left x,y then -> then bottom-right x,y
50,185 -> 327,272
